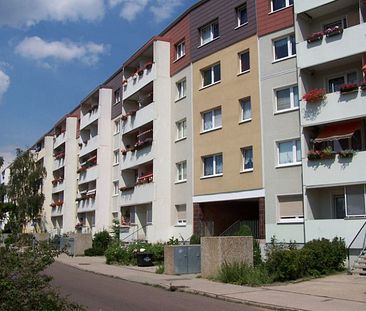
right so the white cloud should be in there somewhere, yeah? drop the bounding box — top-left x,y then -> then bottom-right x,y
149,0 -> 182,22
0,145 -> 16,168
0,0 -> 105,27
15,36 -> 109,66
119,0 -> 149,22
0,70 -> 10,102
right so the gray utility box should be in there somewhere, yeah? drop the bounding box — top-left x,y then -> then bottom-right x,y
164,245 -> 201,275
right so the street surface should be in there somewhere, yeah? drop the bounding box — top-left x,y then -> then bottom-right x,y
46,262 -> 264,311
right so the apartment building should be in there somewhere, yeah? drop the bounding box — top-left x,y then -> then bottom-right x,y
0,165 -> 10,230
294,0 -> 366,244
257,0 -> 304,243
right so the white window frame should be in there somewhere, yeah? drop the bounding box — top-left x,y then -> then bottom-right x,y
176,161 -> 187,183
273,34 -> 296,62
176,79 -> 186,100
242,146 -> 253,172
175,204 -> 187,226
202,154 -> 223,178
275,85 -> 299,113
239,50 -> 250,74
201,63 -> 221,88
176,119 -> 187,141
271,0 -> 293,13
113,180 -> 119,196
277,139 -> 301,167
236,4 -> 248,28
146,206 -> 152,225
175,41 -> 185,60
327,70 -> 358,93
113,149 -> 119,165
114,119 -> 120,135
201,107 -> 222,133
277,194 -> 304,224
114,88 -> 121,105
344,185 -> 366,217
200,20 -> 219,46
240,97 -> 252,123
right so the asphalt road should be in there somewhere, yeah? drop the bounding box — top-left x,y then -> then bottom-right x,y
45,262 -> 264,311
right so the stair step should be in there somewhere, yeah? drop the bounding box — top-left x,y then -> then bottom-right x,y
352,269 -> 366,275
353,264 -> 366,269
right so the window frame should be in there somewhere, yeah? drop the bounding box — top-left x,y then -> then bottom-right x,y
239,50 -> 250,74
114,119 -> 120,135
236,4 -> 248,28
273,34 -> 296,62
201,63 -> 221,88
113,149 -> 120,166
202,153 -> 223,178
176,119 -> 187,141
201,107 -> 222,133
199,20 -> 219,46
112,180 -> 119,196
241,146 -> 254,172
240,96 -> 252,123
277,139 -> 301,167
327,70 -> 358,93
114,88 -> 121,105
175,204 -> 187,226
274,85 -> 299,113
176,78 -> 187,101
176,161 -> 187,183
277,194 -> 304,224
271,0 -> 293,13
175,40 -> 186,60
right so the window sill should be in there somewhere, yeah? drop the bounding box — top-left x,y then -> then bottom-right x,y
198,36 -> 220,49
240,169 -> 253,174
239,118 -> 252,125
112,194 -> 119,197
276,162 -> 302,169
200,173 -> 223,180
173,54 -> 186,63
175,180 -> 187,185
175,137 -> 187,143
269,5 -> 293,15
274,107 -> 299,115
200,80 -> 221,91
344,216 -> 366,220
234,22 -> 248,30
175,95 -> 186,103
200,126 -> 222,135
278,218 -> 304,224
237,69 -> 250,77
272,55 -> 296,64
113,132 -> 120,136
113,163 -> 119,167
174,223 -> 187,227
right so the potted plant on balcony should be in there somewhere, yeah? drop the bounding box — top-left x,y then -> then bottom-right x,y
338,149 -> 355,159
339,83 -> 358,94
302,88 -> 326,103
137,68 -> 144,76
307,149 -> 321,160
75,223 -> 83,230
121,114 -> 128,121
320,146 -> 335,160
121,149 -> 127,156
77,166 -> 87,173
144,61 -> 153,70
324,25 -> 343,37
122,79 -> 128,86
307,32 -> 323,43
50,202 -> 57,208
52,179 -> 58,186
55,200 -> 63,206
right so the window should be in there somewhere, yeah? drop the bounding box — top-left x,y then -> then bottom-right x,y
176,161 -> 187,182
273,34 -> 296,61
114,88 -> 121,104
239,50 -> 250,73
175,41 -> 185,59
323,18 -> 347,32
175,204 -> 187,225
271,0 -> 293,12
203,154 -> 223,177
202,108 -> 222,132
200,20 -> 219,46
114,119 -> 120,134
278,195 -> 303,223
242,146 -> 253,171
176,119 -> 187,140
240,97 -> 252,122
275,85 -> 299,111
176,79 -> 186,100
278,139 -> 301,166
333,195 -> 346,219
201,63 -> 221,87
113,150 -> 119,165
147,206 -> 152,224
236,4 -> 248,27
328,71 -> 357,93
333,185 -> 366,218
113,181 -> 119,196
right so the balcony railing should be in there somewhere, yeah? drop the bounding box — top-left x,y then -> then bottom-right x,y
79,136 -> 98,157
78,165 -> 98,184
122,102 -> 154,134
121,178 -> 154,206
52,178 -> 65,193
54,132 -> 66,148
80,106 -> 99,129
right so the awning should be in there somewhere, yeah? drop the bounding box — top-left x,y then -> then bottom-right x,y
314,120 -> 362,143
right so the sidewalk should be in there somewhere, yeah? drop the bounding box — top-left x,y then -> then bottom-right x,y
55,254 -> 366,311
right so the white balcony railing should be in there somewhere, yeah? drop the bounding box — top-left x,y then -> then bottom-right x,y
79,136 -> 99,157
122,102 -> 154,134
80,107 -> 99,129
77,198 -> 96,213
294,0 -> 335,14
301,88 -> 366,127
297,24 -> 366,69
303,150 -> 366,188
54,132 -> 66,149
121,143 -> 154,170
78,165 -> 98,184
51,206 -> 63,217
123,63 -> 156,100
52,180 -> 65,194
121,181 -> 154,206
53,157 -> 65,170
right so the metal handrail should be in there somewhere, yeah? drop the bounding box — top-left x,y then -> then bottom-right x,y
121,224 -> 149,242
347,220 -> 366,272
220,220 -> 241,236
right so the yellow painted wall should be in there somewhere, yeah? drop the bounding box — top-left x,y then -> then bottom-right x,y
193,36 -> 262,195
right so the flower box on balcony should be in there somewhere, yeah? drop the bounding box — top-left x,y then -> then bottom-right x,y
121,149 -> 127,156
75,223 -> 83,230
77,166 -> 87,173
338,149 -> 355,159
122,79 -> 128,86
359,80 -> 366,90
52,179 -> 58,185
119,186 -> 134,192
324,26 -> 343,37
144,62 -> 153,70
307,150 -> 322,160
50,202 -> 57,208
55,200 -> 63,206
307,32 -> 323,43
339,83 -> 358,94
137,68 -> 144,76
121,115 -> 128,121
302,88 -> 326,103
127,110 -> 137,117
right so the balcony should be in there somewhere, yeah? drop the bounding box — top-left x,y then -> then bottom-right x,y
123,63 -> 156,100
53,157 -> 65,170
121,180 -> 154,206
78,165 -> 98,184
297,24 -> 366,69
51,206 -> 63,217
52,179 -> 65,194
301,88 -> 366,127
294,0 -> 336,15
303,150 -> 366,188
122,144 -> 154,170
122,102 -> 154,134
54,132 -> 66,149
80,107 -> 99,129
77,197 -> 96,213
79,136 -> 98,157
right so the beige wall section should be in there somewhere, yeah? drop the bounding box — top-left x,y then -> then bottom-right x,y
193,36 -> 262,196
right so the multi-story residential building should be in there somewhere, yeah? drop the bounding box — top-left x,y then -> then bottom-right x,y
257,0 -> 304,243
190,0 -> 265,239
294,0 -> 366,244
0,164 -> 10,230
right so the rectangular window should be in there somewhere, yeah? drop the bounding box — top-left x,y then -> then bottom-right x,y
323,18 -> 347,32
200,20 -> 219,46
114,119 -> 120,134
271,0 -> 293,12
147,206 -> 152,224
333,195 -> 346,219
278,194 -> 303,223
236,4 -> 248,27
346,185 -> 366,216
328,71 -> 358,93
175,204 -> 187,225
203,154 -> 223,177
239,50 -> 250,73
242,146 -> 253,171
176,161 -> 187,182
176,79 -> 186,100
240,97 -> 252,122
113,181 -> 119,196
275,85 -> 299,111
278,139 -> 301,166
273,34 -> 296,61
202,107 -> 222,132
113,150 -> 119,165
175,41 -> 185,59
201,63 -> 221,87
176,119 -> 187,140
114,88 -> 121,104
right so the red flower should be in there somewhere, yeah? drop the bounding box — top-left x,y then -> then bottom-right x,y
302,89 -> 326,103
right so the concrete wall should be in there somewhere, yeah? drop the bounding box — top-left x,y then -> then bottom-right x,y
201,236 -> 253,278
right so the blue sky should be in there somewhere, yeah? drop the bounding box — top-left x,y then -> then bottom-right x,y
0,0 -> 196,166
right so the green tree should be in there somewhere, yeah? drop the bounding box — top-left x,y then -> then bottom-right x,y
6,149 -> 46,233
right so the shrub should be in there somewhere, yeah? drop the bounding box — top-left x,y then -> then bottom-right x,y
105,241 -> 132,265
85,230 -> 112,256
253,240 -> 262,267
190,234 -> 201,245
233,224 -> 252,236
